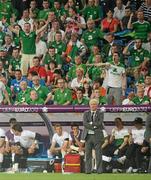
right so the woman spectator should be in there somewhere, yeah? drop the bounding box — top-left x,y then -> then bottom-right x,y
101,9 -> 119,33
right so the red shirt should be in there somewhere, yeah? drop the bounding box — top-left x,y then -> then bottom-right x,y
47,70 -> 55,83
29,66 -> 47,79
101,18 -> 119,32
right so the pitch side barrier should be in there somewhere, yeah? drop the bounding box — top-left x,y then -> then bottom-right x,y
0,105 -> 150,113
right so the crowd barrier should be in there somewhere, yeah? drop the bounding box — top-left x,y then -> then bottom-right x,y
0,105 -> 150,113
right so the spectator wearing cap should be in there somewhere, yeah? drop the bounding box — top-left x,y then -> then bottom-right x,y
117,117 -> 149,173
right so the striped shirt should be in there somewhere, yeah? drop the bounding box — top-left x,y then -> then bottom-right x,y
140,3 -> 151,22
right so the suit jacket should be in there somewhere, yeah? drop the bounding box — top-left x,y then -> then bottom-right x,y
82,109 -> 104,142
145,113 -> 151,143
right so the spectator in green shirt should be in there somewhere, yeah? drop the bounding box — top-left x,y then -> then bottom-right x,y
51,0 -> 66,20
72,87 -> 89,105
123,38 -> 150,79
29,0 -> 40,20
15,80 -> 31,105
66,55 -> 87,81
81,19 -> 103,50
32,75 -> 50,103
87,45 -> 100,64
46,78 -> 72,105
28,90 -> 44,105
48,31 -> 66,56
7,18 -> 51,76
90,88 -> 107,105
8,48 -> 21,77
0,0 -> 16,23
44,46 -> 63,71
132,86 -> 150,105
87,54 -> 104,81
82,0 -> 101,22
38,0 -> 51,20
128,10 -> 151,42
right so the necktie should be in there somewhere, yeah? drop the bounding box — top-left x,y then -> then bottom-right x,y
91,112 -> 95,122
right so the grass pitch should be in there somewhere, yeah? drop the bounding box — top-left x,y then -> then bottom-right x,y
0,173 -> 151,180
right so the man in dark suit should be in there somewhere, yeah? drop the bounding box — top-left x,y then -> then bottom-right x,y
145,113 -> 151,173
83,98 -> 104,174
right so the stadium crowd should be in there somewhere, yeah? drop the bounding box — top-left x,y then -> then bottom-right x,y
0,0 -> 151,174
0,0 -> 150,106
